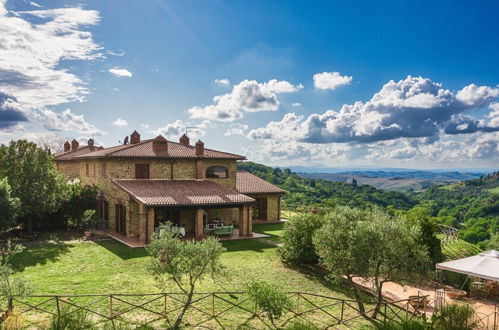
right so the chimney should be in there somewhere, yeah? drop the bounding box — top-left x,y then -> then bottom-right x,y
152,135 -> 168,154
130,130 -> 140,144
64,141 -> 70,152
195,140 -> 204,157
88,138 -> 94,150
179,133 -> 190,146
71,139 -> 79,151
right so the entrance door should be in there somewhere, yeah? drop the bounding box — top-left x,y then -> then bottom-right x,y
253,198 -> 268,220
115,204 -> 126,235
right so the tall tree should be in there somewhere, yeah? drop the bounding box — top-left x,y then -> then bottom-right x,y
0,178 -> 19,232
313,207 -> 430,322
0,140 -> 68,234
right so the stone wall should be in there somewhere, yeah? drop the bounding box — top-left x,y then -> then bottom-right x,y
56,161 -> 80,178
203,159 -> 237,189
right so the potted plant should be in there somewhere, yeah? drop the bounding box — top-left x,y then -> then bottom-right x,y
81,209 -> 97,239
446,289 -> 467,299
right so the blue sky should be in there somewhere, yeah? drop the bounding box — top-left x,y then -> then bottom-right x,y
1,0 -> 498,169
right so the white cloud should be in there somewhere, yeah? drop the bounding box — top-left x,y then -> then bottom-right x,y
488,103 -> 499,127
109,67 -> 132,77
214,78 -> 230,86
140,123 -> 150,129
112,87 -> 120,92
34,108 -> 105,135
224,123 -> 248,136
291,102 -> 301,107
0,1 -> 105,135
249,76 -> 499,144
313,71 -> 352,90
152,120 -> 208,140
188,79 -> 303,122
113,118 -> 128,127
0,4 -> 101,108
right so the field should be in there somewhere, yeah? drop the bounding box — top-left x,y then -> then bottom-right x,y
6,224 -> 376,328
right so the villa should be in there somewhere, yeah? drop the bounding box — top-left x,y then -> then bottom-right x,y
54,131 -> 284,245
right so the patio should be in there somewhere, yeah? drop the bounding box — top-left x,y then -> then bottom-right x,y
98,228 -> 270,248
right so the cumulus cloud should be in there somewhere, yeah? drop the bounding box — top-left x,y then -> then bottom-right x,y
0,91 -> 28,129
109,67 -> 132,77
313,71 -> 352,90
249,76 -> 499,144
224,123 -> 248,136
0,1 -> 105,135
0,3 -> 101,108
34,108 -> 105,135
113,118 -> 128,127
187,79 -> 303,122
152,120 -> 209,140
214,78 -> 230,86
291,102 -> 301,107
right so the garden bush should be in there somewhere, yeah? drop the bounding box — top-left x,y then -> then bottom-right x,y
278,213 -> 325,264
246,280 -> 293,328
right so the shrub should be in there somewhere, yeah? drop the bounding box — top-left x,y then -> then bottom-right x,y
278,213 -> 325,264
430,304 -> 477,330
47,307 -> 94,330
246,280 -> 293,328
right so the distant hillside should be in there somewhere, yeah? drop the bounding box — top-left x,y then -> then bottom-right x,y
237,162 -> 417,211
416,172 -> 499,244
299,171 -> 483,192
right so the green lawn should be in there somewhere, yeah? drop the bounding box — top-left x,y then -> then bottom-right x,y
10,226 -> 344,297
5,227 -> 374,328
253,222 -> 285,242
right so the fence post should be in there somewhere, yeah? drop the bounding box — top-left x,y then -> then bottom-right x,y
383,303 -> 387,324
55,296 -> 61,318
109,295 -> 113,319
296,293 -> 300,314
340,300 -> 344,323
212,293 -> 215,317
164,293 -> 167,317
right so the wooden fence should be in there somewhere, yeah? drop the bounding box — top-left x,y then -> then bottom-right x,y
4,291 -> 429,329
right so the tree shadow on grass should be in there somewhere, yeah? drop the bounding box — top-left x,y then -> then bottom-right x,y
10,242 -> 73,271
283,263 -> 370,301
222,238 -> 276,253
94,239 -> 149,260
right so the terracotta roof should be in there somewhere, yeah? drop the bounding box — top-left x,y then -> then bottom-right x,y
236,171 -> 285,194
53,146 -> 103,161
75,138 -> 246,160
113,179 -> 255,206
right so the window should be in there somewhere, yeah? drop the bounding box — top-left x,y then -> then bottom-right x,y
101,163 -> 107,178
85,163 -> 89,176
135,164 -> 150,179
97,199 -> 109,221
206,166 -> 228,178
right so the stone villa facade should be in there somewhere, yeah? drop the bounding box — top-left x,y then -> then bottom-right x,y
54,131 -> 284,244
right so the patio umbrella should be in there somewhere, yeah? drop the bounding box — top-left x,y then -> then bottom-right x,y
436,250 -> 499,282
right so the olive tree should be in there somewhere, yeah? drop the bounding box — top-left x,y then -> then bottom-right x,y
0,140 -> 68,234
246,280 -> 292,328
313,207 -> 430,321
147,222 -> 226,329
0,241 -> 29,324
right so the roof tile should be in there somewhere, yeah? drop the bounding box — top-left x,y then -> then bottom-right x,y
113,179 -> 255,206
236,171 -> 285,194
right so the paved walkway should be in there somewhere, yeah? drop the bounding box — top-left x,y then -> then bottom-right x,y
352,277 -> 498,328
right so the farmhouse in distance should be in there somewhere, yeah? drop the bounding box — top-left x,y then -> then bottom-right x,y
54,130 -> 284,245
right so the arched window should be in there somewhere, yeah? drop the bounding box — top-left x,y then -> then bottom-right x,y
206,166 -> 229,178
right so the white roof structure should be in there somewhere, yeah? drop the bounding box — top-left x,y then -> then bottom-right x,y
436,250 -> 499,282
